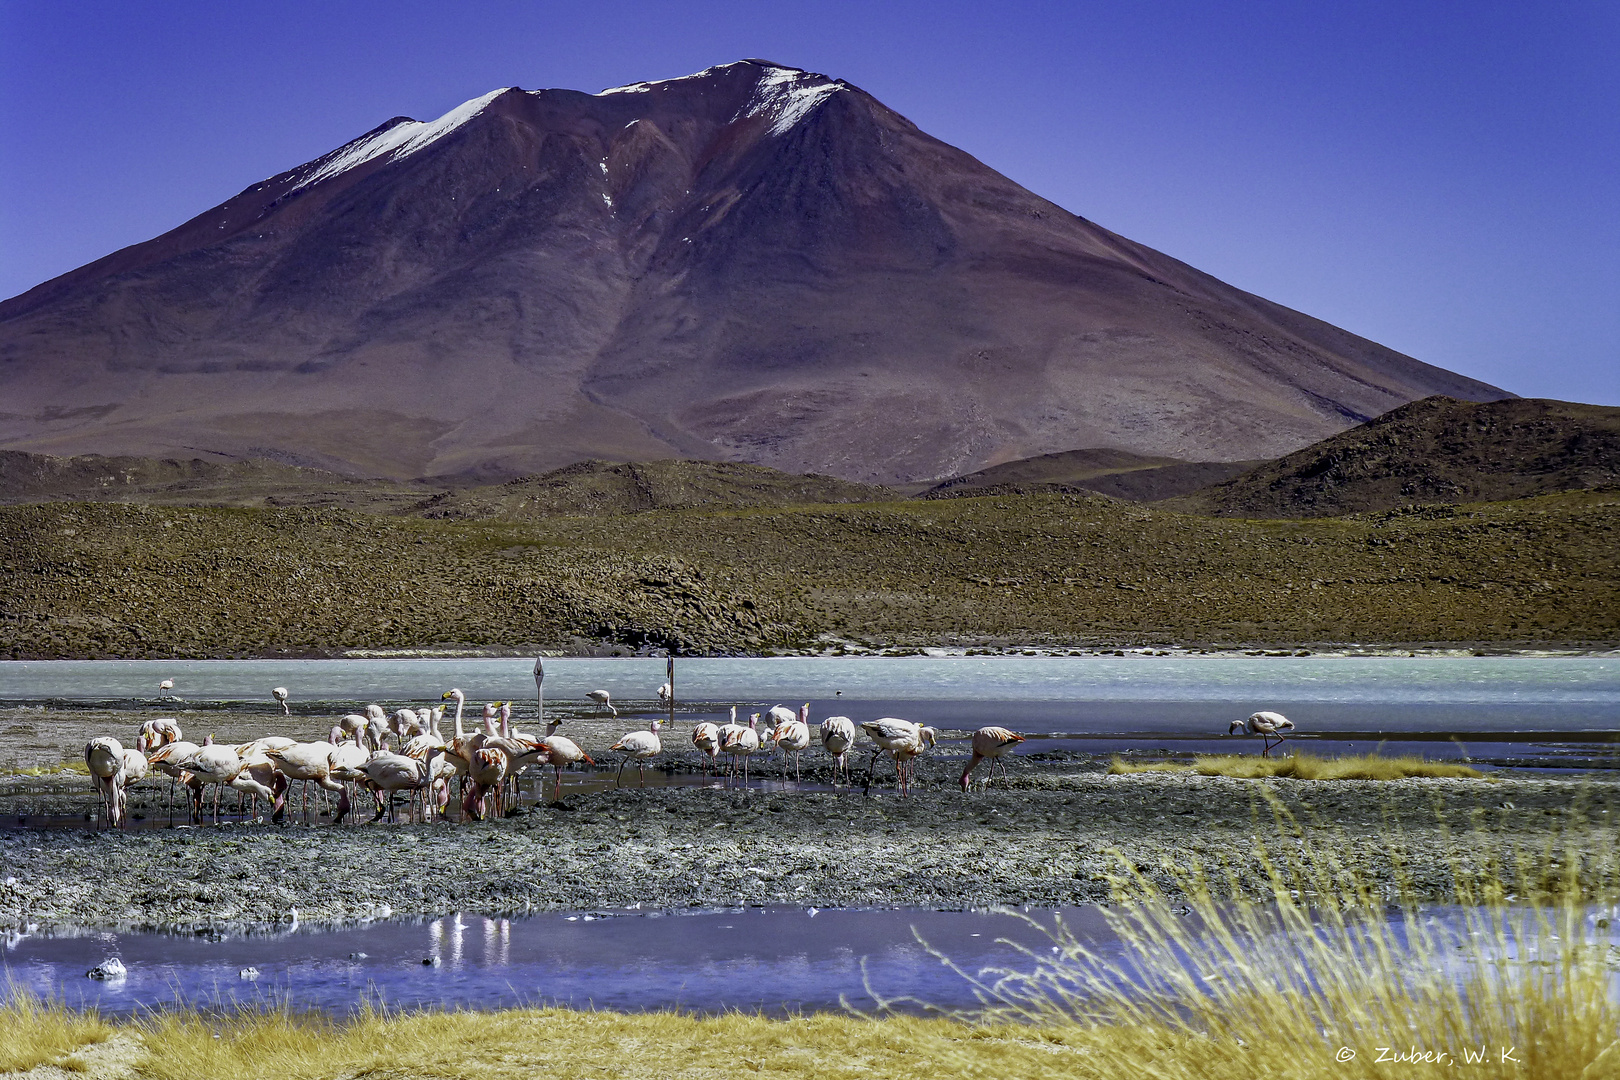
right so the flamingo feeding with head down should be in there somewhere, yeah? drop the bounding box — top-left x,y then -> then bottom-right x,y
85,737 -> 136,827
692,710 -> 725,776
271,686 -> 290,714
586,689 -> 617,718
610,719 -> 663,787
860,718 -> 936,796
1230,711 -> 1296,757
819,715 -> 856,785
960,726 -> 1025,790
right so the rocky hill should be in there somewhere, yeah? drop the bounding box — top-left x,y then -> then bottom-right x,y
1170,397 -> 1620,517
413,458 -> 896,519
919,447 -> 1264,502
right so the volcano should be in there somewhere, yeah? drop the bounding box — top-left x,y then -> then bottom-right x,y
0,61 -> 1508,484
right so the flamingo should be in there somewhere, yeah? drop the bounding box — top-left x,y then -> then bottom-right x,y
230,740 -> 283,819
271,686 -> 290,715
175,737 -> 257,824
692,719 -> 722,776
464,746 -> 510,820
611,719 -> 663,787
772,704 -> 812,781
819,716 -> 856,785
135,718 -> 182,754
960,726 -> 1025,790
483,703 -> 548,809
117,745 -> 148,814
362,747 -> 443,823
1230,711 -> 1296,757
146,740 -> 204,824
265,739 -> 342,823
328,726 -> 371,824
657,682 -> 672,704
860,718 -> 934,796
721,714 -> 762,786
536,717 -> 594,801
893,726 -> 938,795
586,690 -> 617,718
85,737 -> 130,827
157,679 -> 176,700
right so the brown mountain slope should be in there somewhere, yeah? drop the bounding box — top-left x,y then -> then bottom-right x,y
0,61 -> 1508,484
1167,397 -> 1620,517
919,447 -> 1264,502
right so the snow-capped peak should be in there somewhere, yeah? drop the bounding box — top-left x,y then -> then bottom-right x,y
737,66 -> 844,136
595,60 -> 763,96
291,88 -> 511,191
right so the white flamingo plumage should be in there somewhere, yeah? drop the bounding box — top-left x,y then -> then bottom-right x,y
860,718 -> 935,795
265,740 -> 343,823
135,718 -> 182,754
586,689 -> 617,718
271,686 -> 290,714
174,737 -> 252,824
721,714 -> 762,786
1230,711 -> 1296,757
819,715 -> 856,785
146,740 -> 203,824
464,746 -> 510,820
610,719 -> 663,787
85,737 -> 132,827
537,717 -> 593,801
362,747 -> 441,823
960,726 -> 1025,790
692,720 -> 722,776
772,704 -> 812,781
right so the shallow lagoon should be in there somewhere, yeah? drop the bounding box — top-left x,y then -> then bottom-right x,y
4,654 -> 1617,766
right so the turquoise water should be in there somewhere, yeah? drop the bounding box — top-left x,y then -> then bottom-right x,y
3,656 -> 1617,764
3,654 -> 1617,707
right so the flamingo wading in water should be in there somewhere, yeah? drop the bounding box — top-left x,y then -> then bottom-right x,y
1230,711 -> 1296,757
611,720 -> 663,787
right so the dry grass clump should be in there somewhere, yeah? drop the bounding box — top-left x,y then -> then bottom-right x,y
1108,752 -> 1484,780
901,816 -> 1620,1079
131,1005 -> 1055,1080
0,986 -> 113,1072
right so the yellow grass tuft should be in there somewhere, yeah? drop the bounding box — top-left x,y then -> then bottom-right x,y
903,811 -> 1620,1079
130,1003 -> 1056,1080
0,986 -> 114,1072
1109,751 -> 1484,780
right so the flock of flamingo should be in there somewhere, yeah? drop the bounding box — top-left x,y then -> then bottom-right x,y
81,675 -> 1031,828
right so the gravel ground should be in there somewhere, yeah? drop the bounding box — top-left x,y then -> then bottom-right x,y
2,740 -> 1615,930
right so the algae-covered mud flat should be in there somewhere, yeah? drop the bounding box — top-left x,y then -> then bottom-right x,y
0,655 -> 1616,932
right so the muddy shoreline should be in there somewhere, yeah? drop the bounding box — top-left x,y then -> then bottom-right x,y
2,759 -> 1615,932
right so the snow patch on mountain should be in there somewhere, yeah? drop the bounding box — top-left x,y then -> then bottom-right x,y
291,88 -> 510,192
738,67 -> 844,136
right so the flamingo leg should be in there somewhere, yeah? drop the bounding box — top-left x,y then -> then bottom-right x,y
615,761 -> 627,788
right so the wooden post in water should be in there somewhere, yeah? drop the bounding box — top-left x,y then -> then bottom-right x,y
534,655 -> 545,726
667,651 -> 675,729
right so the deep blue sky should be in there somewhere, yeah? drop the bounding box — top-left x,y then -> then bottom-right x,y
3,0 -> 1615,404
